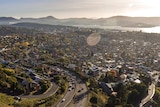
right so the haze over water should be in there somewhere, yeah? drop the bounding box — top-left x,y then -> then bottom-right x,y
107,26 -> 160,33
76,25 -> 160,34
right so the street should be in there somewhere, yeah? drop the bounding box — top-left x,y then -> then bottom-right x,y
21,82 -> 58,99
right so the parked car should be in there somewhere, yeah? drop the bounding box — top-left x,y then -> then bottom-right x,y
68,88 -> 72,91
14,96 -> 21,101
62,98 -> 65,102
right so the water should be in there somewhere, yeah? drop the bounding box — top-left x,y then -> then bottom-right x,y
141,26 -> 160,33
105,26 -> 160,33
75,25 -> 160,34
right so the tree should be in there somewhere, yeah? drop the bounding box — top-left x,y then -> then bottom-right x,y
134,83 -> 147,99
123,104 -> 134,107
115,83 -> 128,104
99,74 -> 105,81
90,96 -> 97,104
107,95 -> 117,107
88,78 -> 98,89
39,81 -> 49,93
106,70 -> 117,82
3,68 -> 15,75
127,89 -> 140,105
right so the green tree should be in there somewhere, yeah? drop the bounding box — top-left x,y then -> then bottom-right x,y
107,95 -> 117,107
90,96 -> 98,104
134,83 -> 147,99
3,68 -> 15,75
115,83 -> 128,105
123,104 -> 134,107
127,89 -> 140,105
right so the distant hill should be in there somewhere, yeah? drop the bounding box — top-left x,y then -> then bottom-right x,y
12,22 -> 77,33
12,22 -> 73,29
0,17 -> 17,25
1,16 -> 160,27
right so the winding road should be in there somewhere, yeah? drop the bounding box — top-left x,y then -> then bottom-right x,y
21,82 -> 58,99
139,71 -> 159,107
139,83 -> 155,107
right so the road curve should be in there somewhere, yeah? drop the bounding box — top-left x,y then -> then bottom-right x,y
140,72 -> 159,107
21,82 -> 58,99
139,83 -> 155,107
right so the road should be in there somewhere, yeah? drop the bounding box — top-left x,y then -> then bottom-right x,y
55,82 -> 76,107
25,48 -> 31,60
21,82 -> 58,99
67,80 -> 88,107
139,72 -> 159,107
139,83 -> 155,107
0,48 -> 10,52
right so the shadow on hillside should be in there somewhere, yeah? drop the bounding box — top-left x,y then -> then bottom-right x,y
73,91 -> 88,104
0,88 -> 22,96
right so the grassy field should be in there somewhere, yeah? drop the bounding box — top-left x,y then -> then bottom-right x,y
87,90 -> 109,107
14,98 -> 39,107
0,93 -> 40,107
0,93 -> 14,107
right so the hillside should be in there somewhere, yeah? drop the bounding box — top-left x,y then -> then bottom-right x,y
0,16 -> 160,27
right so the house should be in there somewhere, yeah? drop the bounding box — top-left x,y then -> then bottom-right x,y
49,67 -> 62,76
134,79 -> 141,84
119,74 -> 127,82
68,64 -> 77,69
88,66 -> 99,76
0,58 -> 9,65
22,79 -> 40,91
99,82 -> 114,95
34,76 -> 43,82
25,69 -> 35,75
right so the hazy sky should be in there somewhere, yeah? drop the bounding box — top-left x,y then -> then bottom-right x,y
1,0 -> 160,18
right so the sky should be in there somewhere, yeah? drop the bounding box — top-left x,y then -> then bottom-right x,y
1,0 -> 160,18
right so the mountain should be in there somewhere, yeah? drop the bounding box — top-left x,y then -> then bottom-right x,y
0,17 -> 17,24
12,22 -> 68,29
19,16 -> 59,24
104,16 -> 160,27
1,16 -> 160,27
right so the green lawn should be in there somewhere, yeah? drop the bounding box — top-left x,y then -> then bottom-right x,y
14,98 -> 39,107
87,90 -> 109,107
0,93 -> 14,107
0,93 -> 40,107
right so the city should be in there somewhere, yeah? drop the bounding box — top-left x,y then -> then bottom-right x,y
0,24 -> 160,107
1,0 -> 160,107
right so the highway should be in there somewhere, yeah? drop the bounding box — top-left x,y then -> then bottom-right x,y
20,65 -> 88,107
67,80 -> 88,107
55,82 -> 76,107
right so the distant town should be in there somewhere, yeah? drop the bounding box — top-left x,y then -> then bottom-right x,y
0,23 -> 160,107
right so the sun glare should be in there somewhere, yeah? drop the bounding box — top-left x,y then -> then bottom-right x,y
140,0 -> 160,15
125,0 -> 160,17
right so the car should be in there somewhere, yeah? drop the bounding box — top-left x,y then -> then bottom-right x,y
78,89 -> 81,93
62,98 -> 65,102
14,96 -> 21,101
68,88 -> 72,91
69,84 -> 72,88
